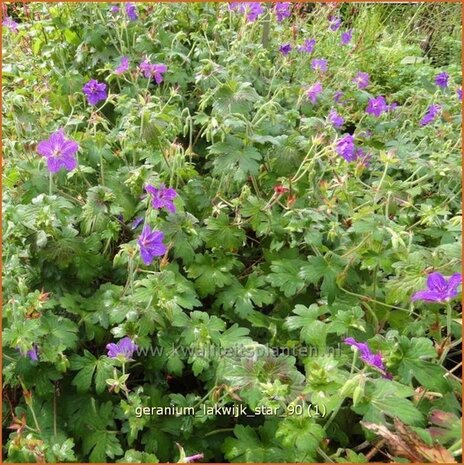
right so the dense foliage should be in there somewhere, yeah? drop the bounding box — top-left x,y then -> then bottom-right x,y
2,2 -> 462,463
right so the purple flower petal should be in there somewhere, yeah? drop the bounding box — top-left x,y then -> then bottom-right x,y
36,129 -> 79,173
353,71 -> 369,90
344,337 -> 389,377
279,43 -> 292,55
329,16 -> 342,31
420,104 -> 441,126
341,29 -> 353,45
311,58 -> 328,72
138,225 -> 167,265
107,337 -> 138,359
275,2 -> 291,22
82,79 -> 107,106
412,271 -> 462,303
115,56 -> 129,75
434,72 -> 449,89
427,272 -> 447,292
125,3 -> 138,21
366,96 -> 388,117
306,82 -> 323,104
298,38 -> 316,54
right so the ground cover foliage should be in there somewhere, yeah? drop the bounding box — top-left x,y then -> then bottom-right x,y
2,2 -> 462,463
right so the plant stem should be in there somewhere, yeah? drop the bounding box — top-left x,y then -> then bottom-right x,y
446,301 -> 453,339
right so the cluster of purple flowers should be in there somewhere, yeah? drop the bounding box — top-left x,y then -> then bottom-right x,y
418,70 -> 460,127
229,2 -> 292,23
110,3 -> 138,21
113,56 -> 168,82
228,2 -> 264,22
134,184 -> 177,265
344,338 -> 391,379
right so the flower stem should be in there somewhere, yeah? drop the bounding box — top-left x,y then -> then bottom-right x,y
49,172 -> 53,195
446,301 -> 453,339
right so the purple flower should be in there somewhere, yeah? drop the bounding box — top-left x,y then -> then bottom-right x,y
354,147 -> 371,166
298,38 -> 316,54
306,82 -> 323,104
311,58 -> 328,72
328,109 -> 344,129
125,3 -> 138,21
329,16 -> 342,31
145,184 -> 177,213
2,16 -> 18,33
457,87 -> 462,101
335,134 -> 356,162
420,104 -> 441,126
115,56 -> 129,75
366,95 -> 388,117
185,453 -> 204,463
388,102 -> 398,112
110,5 -> 120,14
333,91 -> 344,104
275,2 -> 291,22
106,337 -> 138,360
138,225 -> 167,265
139,60 -> 167,84
37,129 -> 79,173
229,2 -> 264,22
279,43 -> 292,55
82,79 -> 107,106
412,272 -> 462,303
341,29 -> 353,45
18,345 -> 39,361
353,71 -> 369,90
131,217 -> 144,230
344,337 -> 390,378
27,346 -> 39,361
434,72 -> 449,89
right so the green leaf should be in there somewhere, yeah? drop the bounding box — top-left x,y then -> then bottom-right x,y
216,274 -> 274,317
203,213 -> 246,250
267,259 -> 308,297
187,254 -> 239,297
276,417 -> 325,458
285,304 -> 327,349
209,137 -> 262,183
